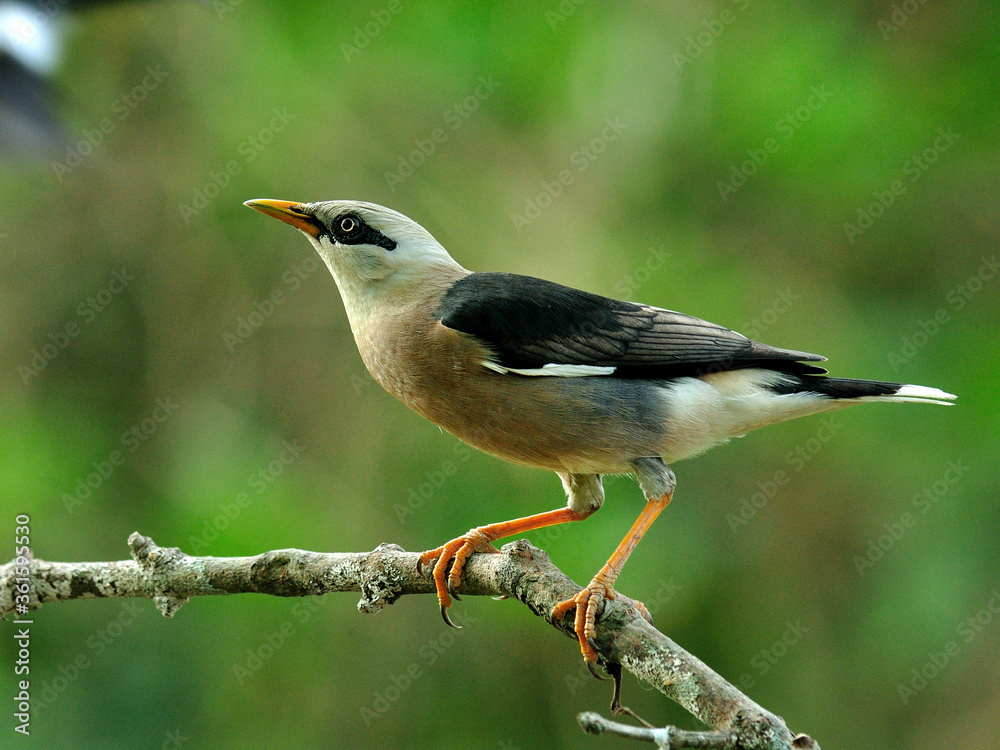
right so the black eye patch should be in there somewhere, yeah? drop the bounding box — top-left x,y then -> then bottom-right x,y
330,214 -> 397,251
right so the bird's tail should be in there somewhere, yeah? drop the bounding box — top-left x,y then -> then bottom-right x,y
771,375 -> 956,406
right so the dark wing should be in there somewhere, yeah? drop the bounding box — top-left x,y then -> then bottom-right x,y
435,273 -> 827,377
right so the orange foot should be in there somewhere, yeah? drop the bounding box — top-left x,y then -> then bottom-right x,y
417,528 -> 500,627
551,576 -> 652,663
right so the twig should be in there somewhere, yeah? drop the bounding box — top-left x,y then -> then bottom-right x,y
0,532 -> 818,750
578,712 -> 818,749
578,711 -> 737,748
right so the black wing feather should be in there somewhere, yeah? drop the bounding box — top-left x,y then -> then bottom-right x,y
435,273 -> 827,377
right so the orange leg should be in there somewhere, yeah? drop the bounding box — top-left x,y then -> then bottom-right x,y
551,491 -> 672,662
418,506 -> 591,626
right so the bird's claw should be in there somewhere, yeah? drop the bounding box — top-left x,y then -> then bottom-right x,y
441,604 -> 461,629
447,576 -> 462,602
418,528 -> 499,620
551,576 -> 649,663
551,578 -> 615,662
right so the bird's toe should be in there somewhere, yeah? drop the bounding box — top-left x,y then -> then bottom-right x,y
419,529 -> 501,621
552,582 -> 612,663
629,597 -> 653,626
416,546 -> 444,576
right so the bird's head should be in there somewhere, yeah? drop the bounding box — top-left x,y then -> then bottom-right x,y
244,199 -> 464,305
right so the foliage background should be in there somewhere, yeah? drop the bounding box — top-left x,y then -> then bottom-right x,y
1,1 -> 998,748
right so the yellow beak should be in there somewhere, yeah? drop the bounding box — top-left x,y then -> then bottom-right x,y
243,199 -> 322,237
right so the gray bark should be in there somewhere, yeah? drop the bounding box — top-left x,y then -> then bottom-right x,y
1,533 -> 818,750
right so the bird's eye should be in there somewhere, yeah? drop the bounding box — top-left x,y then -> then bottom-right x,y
340,217 -> 357,233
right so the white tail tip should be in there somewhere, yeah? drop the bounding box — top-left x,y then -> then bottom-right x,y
891,385 -> 957,405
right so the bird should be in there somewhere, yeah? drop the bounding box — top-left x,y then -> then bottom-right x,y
244,198 -> 956,663
0,0 -> 165,159
0,1 -> 63,156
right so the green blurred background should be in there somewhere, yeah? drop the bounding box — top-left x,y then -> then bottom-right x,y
2,1 -> 998,748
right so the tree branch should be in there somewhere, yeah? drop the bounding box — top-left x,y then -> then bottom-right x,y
1,533 -> 818,750
579,711 -> 737,748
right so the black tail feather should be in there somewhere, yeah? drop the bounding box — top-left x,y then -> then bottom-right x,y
768,375 -> 902,400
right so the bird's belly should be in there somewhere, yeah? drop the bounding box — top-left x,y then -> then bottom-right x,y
406,374 -> 676,474
362,320 -> 811,474
407,370 -> 826,472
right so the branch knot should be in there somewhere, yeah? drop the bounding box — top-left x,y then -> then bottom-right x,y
357,543 -> 409,614
128,531 -> 189,617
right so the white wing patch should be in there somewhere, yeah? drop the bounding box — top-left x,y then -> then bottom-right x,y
482,361 -> 617,377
